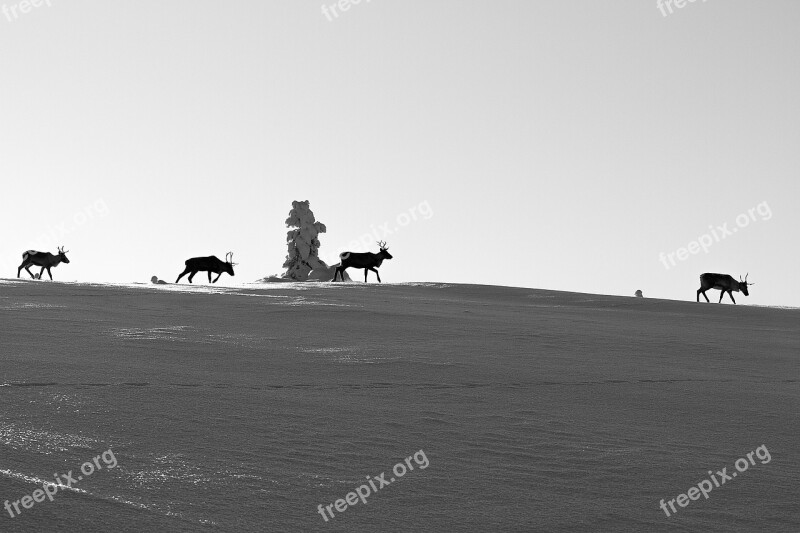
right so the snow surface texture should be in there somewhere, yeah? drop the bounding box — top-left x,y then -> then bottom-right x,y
0,281 -> 797,531
279,200 -> 350,282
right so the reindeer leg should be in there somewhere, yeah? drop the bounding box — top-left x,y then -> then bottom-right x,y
208,271 -> 213,283
364,268 -> 369,283
212,273 -> 222,283
370,267 -> 381,283
331,268 -> 338,282
176,268 -> 190,283
698,289 -> 709,303
729,291 -> 736,304
187,271 -> 196,284
333,266 -> 349,282
45,267 -> 53,281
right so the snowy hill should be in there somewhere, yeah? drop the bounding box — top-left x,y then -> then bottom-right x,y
0,280 -> 797,531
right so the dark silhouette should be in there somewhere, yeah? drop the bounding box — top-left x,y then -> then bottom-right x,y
151,276 -> 168,285
176,252 -> 236,284
17,247 -> 70,280
697,273 -> 752,304
332,241 -> 393,282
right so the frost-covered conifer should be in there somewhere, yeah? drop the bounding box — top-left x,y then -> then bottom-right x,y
281,200 -> 348,281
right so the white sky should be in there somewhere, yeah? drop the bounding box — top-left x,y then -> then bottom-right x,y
1,1 -> 798,305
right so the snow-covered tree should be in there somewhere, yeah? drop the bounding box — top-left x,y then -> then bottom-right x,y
281,200 -> 348,281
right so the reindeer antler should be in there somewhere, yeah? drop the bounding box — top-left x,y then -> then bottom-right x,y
227,252 -> 238,266
377,241 -> 388,250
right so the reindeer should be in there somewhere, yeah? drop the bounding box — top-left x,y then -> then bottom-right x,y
697,273 -> 753,304
17,247 -> 70,280
332,241 -> 393,282
176,252 -> 237,284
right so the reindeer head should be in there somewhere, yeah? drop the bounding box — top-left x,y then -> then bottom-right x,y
58,246 -> 70,264
377,241 -> 393,260
739,273 -> 753,296
224,252 -> 238,276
